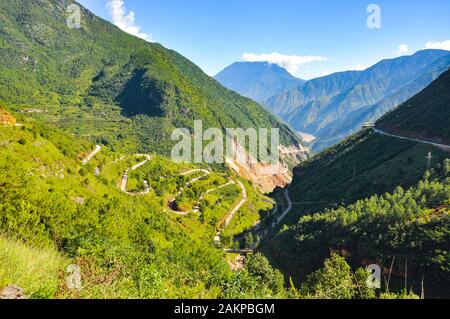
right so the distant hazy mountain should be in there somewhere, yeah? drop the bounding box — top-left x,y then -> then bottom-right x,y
265,49 -> 450,151
214,62 -> 305,103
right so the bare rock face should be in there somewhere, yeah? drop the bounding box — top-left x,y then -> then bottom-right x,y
0,285 -> 27,299
0,108 -> 16,126
226,139 -> 308,193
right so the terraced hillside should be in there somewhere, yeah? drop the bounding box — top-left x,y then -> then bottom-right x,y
0,114 -> 285,298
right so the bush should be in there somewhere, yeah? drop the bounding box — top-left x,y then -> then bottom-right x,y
301,253 -> 357,299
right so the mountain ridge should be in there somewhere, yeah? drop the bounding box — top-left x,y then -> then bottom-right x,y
0,0 -> 305,191
0,0 -> 303,150
377,68 -> 450,144
214,61 -> 305,104
262,66 -> 450,298
265,49 -> 450,151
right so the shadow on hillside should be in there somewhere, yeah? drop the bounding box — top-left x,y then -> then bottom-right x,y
116,69 -> 165,118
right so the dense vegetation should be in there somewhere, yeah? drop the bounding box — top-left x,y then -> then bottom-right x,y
0,117 -> 284,298
265,161 -> 450,297
1,111 -> 421,300
261,70 -> 450,298
265,50 -> 450,151
0,0 -> 302,156
0,0 -> 301,300
377,68 -> 450,145
275,129 -> 449,226
1,0 -> 449,301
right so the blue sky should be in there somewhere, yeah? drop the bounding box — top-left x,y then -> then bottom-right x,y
77,0 -> 450,79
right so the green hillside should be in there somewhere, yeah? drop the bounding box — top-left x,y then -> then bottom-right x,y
0,0 -> 301,155
267,164 -> 450,298
2,0 -> 449,301
265,50 -> 450,151
377,68 -> 450,144
263,129 -> 450,297
277,129 -> 449,226
261,70 -> 450,298
0,114 -> 286,298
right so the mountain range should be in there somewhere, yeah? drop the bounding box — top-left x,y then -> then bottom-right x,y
0,0 -> 307,191
266,49 -> 450,150
1,0 -> 449,300
0,0 -> 292,299
217,50 -> 450,151
262,68 -> 450,298
214,62 -> 304,104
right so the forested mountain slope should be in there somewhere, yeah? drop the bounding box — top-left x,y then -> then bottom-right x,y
0,0 -> 302,158
265,50 -> 450,151
262,69 -> 450,298
0,114 -> 287,298
268,164 -> 450,298
377,68 -> 450,145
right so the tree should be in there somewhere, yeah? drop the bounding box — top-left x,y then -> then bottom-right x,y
354,267 -> 376,299
246,253 -> 285,295
244,233 -> 254,249
301,253 -> 356,299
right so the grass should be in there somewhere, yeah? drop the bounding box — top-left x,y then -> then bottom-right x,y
0,236 -> 67,299
223,180 -> 272,240
0,119 -> 282,298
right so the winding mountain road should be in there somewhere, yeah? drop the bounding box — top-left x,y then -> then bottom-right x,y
168,170 -> 249,246
168,180 -> 235,216
82,145 -> 101,165
272,189 -> 293,228
223,180 -> 247,229
214,180 -> 248,244
167,169 -> 213,215
180,169 -> 211,186
373,128 -> 450,150
179,169 -> 211,176
119,154 -> 152,196
205,181 -> 235,195
168,170 -> 243,219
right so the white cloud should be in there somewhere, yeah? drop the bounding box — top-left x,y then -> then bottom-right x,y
397,44 -> 409,55
425,40 -> 450,51
106,0 -> 152,42
241,52 -> 327,75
